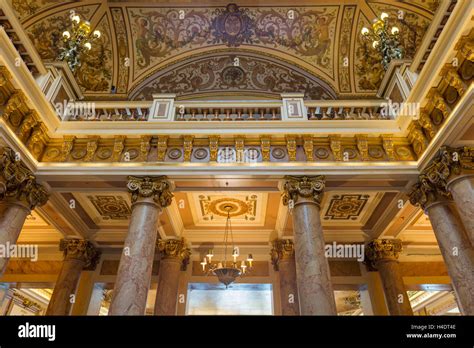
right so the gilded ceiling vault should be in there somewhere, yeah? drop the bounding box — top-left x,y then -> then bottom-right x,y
10,0 -> 439,99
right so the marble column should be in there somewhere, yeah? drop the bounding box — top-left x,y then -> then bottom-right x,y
109,176 -> 173,315
447,175 -> 474,246
154,238 -> 190,315
271,239 -> 300,315
409,178 -> 474,315
426,147 -> 474,245
282,176 -> 337,315
0,147 -> 48,275
46,239 -> 100,315
365,239 -> 413,315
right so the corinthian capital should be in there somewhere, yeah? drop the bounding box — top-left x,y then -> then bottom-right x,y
408,174 -> 451,210
157,238 -> 191,270
127,176 -> 173,208
59,239 -> 101,270
0,147 -> 48,209
270,239 -> 295,271
365,239 -> 402,269
282,175 -> 325,206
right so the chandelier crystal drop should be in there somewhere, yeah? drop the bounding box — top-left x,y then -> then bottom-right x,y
58,13 -> 101,72
360,12 -> 403,70
201,205 -> 253,288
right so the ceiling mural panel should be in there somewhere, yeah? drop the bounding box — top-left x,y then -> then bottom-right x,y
130,52 -> 337,100
12,1 -> 438,98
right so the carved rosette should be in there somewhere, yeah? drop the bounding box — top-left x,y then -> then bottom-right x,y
157,238 -> 191,270
59,239 -> 101,270
0,147 -> 48,209
282,175 -> 325,206
127,176 -> 173,208
270,239 -> 295,271
365,239 -> 402,270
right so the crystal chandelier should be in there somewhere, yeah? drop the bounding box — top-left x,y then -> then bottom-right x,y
201,205 -> 253,288
58,13 -> 101,72
361,12 -> 403,70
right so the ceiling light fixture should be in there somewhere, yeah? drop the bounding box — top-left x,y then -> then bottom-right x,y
58,13 -> 101,72
201,205 -> 252,288
361,12 -> 403,70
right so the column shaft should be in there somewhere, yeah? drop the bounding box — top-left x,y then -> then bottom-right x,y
46,258 -> 84,315
376,260 -> 413,315
154,258 -> 181,315
293,201 -> 336,315
0,202 -> 30,274
426,202 -> 474,315
278,258 -> 300,315
109,199 -> 160,315
46,239 -> 99,316
283,176 -> 336,315
448,176 -> 474,245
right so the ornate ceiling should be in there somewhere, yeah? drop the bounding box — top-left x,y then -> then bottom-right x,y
10,0 -> 439,99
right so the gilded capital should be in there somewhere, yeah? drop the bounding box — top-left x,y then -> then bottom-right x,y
282,175 -> 325,206
365,239 -> 402,269
409,146 -> 473,209
127,176 -> 173,208
408,174 -> 451,210
157,238 -> 191,270
0,147 -> 48,209
59,239 -> 101,270
270,239 -> 295,271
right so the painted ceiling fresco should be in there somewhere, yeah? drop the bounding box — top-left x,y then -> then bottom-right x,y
10,0 -> 440,99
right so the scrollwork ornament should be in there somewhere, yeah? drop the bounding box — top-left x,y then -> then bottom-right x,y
0,147 -> 48,209
282,175 -> 325,206
271,239 -> 295,271
157,238 -> 190,269
365,239 -> 403,270
59,239 -> 101,270
127,176 -> 173,208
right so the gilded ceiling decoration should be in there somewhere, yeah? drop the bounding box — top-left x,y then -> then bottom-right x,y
200,195 -> 257,220
10,1 -> 438,98
324,194 -> 369,221
87,195 -> 132,220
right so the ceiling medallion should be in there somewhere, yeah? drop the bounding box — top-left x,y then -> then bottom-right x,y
210,3 -> 255,47
208,198 -> 248,218
200,205 -> 253,288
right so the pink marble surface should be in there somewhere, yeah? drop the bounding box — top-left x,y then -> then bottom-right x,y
293,200 -> 337,315
0,202 -> 30,275
449,176 -> 474,246
109,198 -> 160,315
46,258 -> 83,315
154,258 -> 181,315
428,202 -> 474,315
278,258 -> 300,315
376,260 -> 413,315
